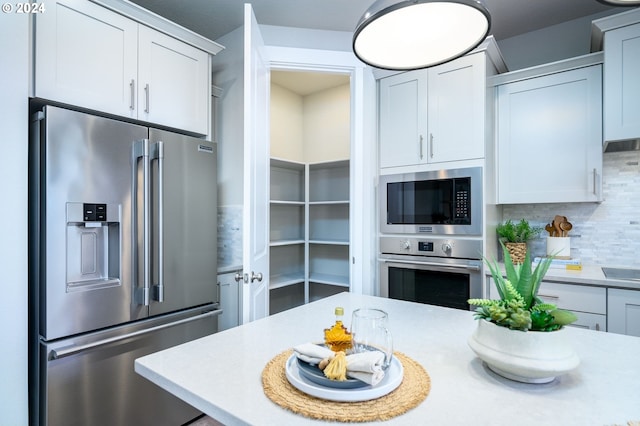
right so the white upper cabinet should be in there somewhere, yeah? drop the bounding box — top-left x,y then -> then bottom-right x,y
138,26 -> 209,134
378,42 -> 502,170
602,22 -> 640,146
378,70 -> 427,168
494,58 -> 603,204
35,0 -> 211,135
35,0 -> 138,118
427,53 -> 485,163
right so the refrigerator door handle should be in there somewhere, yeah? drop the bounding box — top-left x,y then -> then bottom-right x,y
133,139 -> 151,306
50,309 -> 223,360
151,141 -> 165,302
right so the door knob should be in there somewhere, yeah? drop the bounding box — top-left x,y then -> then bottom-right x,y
234,272 -> 244,283
250,271 -> 263,283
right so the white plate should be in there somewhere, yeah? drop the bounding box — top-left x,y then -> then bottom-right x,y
284,354 -> 403,402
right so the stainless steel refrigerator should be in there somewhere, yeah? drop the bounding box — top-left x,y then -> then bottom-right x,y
29,105 -> 221,426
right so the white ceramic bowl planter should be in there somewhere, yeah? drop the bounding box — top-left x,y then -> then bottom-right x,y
468,319 -> 580,384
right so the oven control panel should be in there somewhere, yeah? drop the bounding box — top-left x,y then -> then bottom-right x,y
418,241 -> 433,252
380,236 -> 482,260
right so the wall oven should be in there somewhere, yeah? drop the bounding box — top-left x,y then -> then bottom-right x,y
379,167 -> 482,236
379,237 -> 483,310
378,167 -> 484,310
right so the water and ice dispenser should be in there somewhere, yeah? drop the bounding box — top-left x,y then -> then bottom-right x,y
66,202 -> 121,292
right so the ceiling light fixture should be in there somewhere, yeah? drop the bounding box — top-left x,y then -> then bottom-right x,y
596,0 -> 640,6
352,0 -> 491,70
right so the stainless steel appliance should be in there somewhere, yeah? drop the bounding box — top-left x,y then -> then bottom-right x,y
379,167 -> 482,236
29,105 -> 221,426
379,167 -> 484,309
379,237 -> 483,310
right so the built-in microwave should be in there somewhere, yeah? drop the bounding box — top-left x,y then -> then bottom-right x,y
379,167 -> 482,236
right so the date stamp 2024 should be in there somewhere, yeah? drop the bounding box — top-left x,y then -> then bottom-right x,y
2,2 -> 46,13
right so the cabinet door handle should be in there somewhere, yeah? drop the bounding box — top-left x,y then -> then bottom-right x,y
129,79 -> 135,110
419,134 -> 424,159
429,133 -> 434,158
593,168 -> 598,196
144,83 -> 150,113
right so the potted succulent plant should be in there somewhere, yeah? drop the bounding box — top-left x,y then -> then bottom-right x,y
496,219 -> 541,264
467,242 -> 579,383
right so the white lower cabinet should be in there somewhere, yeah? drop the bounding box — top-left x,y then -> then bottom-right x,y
607,288 -> 640,337
488,278 -> 607,331
269,159 -> 350,314
217,270 -> 241,331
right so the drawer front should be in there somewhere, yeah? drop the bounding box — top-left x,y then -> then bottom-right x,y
567,311 -> 607,332
537,281 -> 606,314
487,278 -> 606,314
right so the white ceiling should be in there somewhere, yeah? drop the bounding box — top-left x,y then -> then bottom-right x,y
270,71 -> 350,96
129,0 -> 619,43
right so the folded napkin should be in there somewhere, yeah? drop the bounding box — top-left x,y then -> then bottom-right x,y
293,342 -> 333,364
293,343 -> 386,386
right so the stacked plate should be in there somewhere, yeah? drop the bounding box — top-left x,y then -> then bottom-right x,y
284,354 -> 404,402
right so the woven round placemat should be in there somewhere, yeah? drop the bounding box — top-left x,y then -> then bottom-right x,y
261,351 -> 431,422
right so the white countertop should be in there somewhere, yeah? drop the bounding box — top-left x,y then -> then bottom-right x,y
488,263 -> 640,290
135,293 -> 640,425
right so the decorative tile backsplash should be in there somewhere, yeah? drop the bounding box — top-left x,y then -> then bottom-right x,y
217,205 -> 243,269
502,151 -> 640,268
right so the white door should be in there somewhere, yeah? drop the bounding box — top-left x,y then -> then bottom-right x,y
242,4 -> 270,323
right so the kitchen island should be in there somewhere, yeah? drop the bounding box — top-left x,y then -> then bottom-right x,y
135,293 -> 640,425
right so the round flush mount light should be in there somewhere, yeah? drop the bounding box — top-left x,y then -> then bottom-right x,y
352,0 -> 491,70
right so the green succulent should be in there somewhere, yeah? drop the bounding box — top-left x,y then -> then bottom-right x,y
468,241 -> 578,332
496,219 -> 542,243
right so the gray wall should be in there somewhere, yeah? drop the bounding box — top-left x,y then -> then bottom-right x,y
497,10 -> 618,71
261,25 -> 352,52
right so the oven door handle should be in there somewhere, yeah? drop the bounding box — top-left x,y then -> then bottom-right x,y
384,259 -> 481,272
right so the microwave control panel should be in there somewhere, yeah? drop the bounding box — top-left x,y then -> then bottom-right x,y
454,177 -> 471,221
454,189 -> 469,219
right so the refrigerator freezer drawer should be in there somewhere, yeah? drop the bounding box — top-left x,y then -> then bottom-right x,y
37,307 -> 220,426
